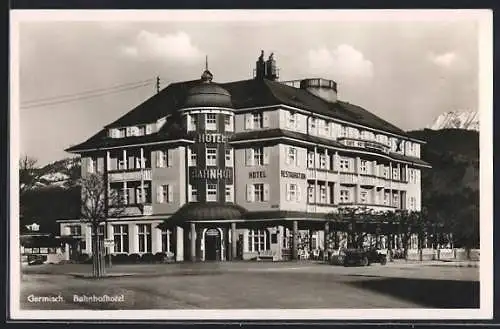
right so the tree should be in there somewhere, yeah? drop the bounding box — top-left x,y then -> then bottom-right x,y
80,173 -> 126,278
19,155 -> 42,195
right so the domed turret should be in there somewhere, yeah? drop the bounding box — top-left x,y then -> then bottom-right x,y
183,57 -> 233,108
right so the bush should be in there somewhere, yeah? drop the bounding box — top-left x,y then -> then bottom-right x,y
129,253 -> 141,263
141,253 -> 155,263
112,254 -> 129,264
154,252 -> 167,263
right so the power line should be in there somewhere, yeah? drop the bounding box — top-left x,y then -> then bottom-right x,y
20,81 -> 155,109
21,78 -> 156,106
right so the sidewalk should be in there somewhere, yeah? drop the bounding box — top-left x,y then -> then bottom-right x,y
387,259 -> 479,268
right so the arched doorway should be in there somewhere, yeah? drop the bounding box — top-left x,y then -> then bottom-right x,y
204,228 -> 222,261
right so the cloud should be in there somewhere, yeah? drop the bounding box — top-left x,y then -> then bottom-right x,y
307,44 -> 374,81
429,52 -> 457,68
121,30 -> 203,63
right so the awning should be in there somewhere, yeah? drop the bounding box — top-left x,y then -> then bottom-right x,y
159,203 -> 247,229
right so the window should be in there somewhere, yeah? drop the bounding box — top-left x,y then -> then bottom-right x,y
288,111 -> 297,128
118,158 -> 127,170
157,185 -> 172,203
206,148 -> 217,166
340,190 -> 350,203
138,224 -> 152,253
254,183 -> 264,202
384,192 -> 390,205
288,147 -> 297,166
137,125 -> 146,136
190,149 -> 197,166
324,121 -> 330,135
190,186 -> 198,202
225,185 -> 234,202
207,184 -> 218,202
225,149 -> 233,167
113,224 -> 129,253
339,158 -> 350,171
308,185 -> 315,203
253,113 -> 263,128
162,229 -> 172,253
360,191 -> 368,204
87,158 -> 96,173
157,150 -> 172,168
248,230 -> 267,252
206,114 -> 217,130
118,128 -> 126,138
287,184 -> 299,202
253,147 -> 264,166
384,167 -> 390,179
307,152 -> 314,168
392,168 -> 400,180
69,225 -> 82,236
319,185 -> 327,203
360,160 -> 368,174
340,125 -> 346,138
309,117 -> 316,133
224,115 -> 233,131
319,154 -> 327,169
393,194 -> 400,207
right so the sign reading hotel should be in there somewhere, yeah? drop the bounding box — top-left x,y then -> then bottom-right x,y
280,170 -> 306,179
191,168 -> 232,180
197,133 -> 228,144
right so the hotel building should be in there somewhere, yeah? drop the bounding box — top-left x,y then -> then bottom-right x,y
60,52 -> 430,261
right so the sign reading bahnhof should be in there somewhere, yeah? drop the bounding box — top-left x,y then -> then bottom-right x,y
191,168 -> 232,180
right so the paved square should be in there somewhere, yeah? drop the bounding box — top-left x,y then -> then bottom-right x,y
20,261 -> 479,310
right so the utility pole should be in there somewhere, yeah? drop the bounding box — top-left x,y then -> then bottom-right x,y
156,76 -> 160,94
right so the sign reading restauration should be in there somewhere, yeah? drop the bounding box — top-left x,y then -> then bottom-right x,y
280,170 -> 306,179
191,168 -> 232,180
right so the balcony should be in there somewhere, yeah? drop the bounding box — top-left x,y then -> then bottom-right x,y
359,175 -> 376,187
108,169 -> 152,183
338,137 -> 391,154
110,203 -> 153,217
338,172 -> 358,185
306,203 -> 336,214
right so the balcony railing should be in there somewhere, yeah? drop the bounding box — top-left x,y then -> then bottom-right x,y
109,203 -> 152,216
339,173 -> 358,185
108,169 -> 152,182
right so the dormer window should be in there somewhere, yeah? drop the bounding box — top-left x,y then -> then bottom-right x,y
206,114 -> 217,131
253,113 -> 263,128
118,128 -> 126,138
137,125 -> 146,136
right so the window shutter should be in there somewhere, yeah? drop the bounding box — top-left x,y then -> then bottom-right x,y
168,184 -> 173,203
167,149 -> 174,167
97,158 -> 104,173
126,127 -> 132,137
297,185 -> 302,202
263,147 -> 270,165
128,156 -> 134,169
286,184 -> 291,201
244,114 -> 252,130
146,125 -> 153,135
128,188 -> 134,204
186,114 -> 192,131
263,112 -> 270,128
286,148 -> 291,165
285,111 -> 290,128
246,184 -> 253,202
263,184 -> 270,201
156,185 -> 163,203
156,151 -> 163,168
245,148 -> 254,166
296,149 -> 300,167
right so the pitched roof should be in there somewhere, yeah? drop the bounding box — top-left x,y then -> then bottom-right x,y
68,77 -> 415,152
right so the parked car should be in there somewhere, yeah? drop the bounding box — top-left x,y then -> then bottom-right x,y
338,248 -> 387,266
28,255 -> 46,266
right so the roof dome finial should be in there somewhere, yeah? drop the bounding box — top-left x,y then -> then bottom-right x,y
201,55 -> 213,83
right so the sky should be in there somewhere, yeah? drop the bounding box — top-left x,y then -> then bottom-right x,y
15,11 -> 481,166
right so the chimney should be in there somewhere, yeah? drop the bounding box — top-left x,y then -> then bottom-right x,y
254,50 -> 279,81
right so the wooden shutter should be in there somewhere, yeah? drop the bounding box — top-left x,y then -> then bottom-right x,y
295,149 -> 300,167
286,148 -> 291,165
286,184 -> 291,201
263,112 -> 270,128
167,149 -> 174,167
263,184 -> 270,202
296,185 -> 301,202
263,147 -> 270,165
156,151 -> 162,168
146,124 -> 153,135
126,127 -> 132,137
244,114 -> 252,130
167,184 -> 173,203
156,185 -> 163,203
186,114 -> 192,131
246,184 -> 253,202
97,158 -> 104,173
245,148 -> 254,166
128,156 -> 134,169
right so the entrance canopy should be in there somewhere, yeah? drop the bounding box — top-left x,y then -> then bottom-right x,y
159,203 -> 247,229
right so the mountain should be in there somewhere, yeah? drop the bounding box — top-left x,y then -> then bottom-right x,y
407,128 -> 479,248
427,111 -> 479,131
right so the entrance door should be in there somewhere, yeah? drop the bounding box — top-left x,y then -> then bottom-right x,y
204,229 -> 221,261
